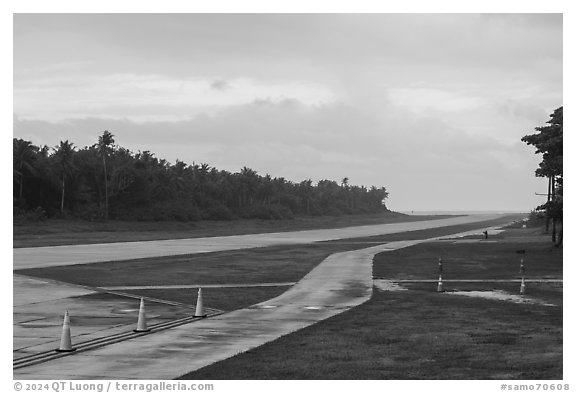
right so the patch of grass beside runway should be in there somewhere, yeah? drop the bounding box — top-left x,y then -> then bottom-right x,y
372,227 -> 562,281
18,243 -> 349,287
179,287 -> 562,380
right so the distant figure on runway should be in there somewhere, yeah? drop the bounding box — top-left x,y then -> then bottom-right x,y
483,230 -> 488,239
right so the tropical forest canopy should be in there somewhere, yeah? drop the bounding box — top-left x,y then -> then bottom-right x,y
14,131 -> 389,222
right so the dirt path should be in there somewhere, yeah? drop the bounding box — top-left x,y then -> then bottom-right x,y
14,224 -> 508,379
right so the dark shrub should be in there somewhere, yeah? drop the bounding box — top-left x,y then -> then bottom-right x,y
269,204 -> 294,220
203,205 -> 237,220
13,206 -> 47,223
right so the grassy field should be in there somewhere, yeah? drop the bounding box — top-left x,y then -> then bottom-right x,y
177,225 -> 562,380
13,211 -> 453,248
372,227 -> 563,281
179,288 -> 562,379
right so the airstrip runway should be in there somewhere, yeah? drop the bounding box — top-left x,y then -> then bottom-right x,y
14,214 -> 505,269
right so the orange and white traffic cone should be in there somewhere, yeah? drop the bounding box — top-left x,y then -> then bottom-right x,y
55,311 -> 76,352
134,297 -> 151,333
194,288 -> 207,318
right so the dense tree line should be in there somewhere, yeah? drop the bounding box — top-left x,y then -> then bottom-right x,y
14,131 -> 389,222
522,106 -> 563,245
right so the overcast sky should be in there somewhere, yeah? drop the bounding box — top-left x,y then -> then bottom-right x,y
13,13 -> 563,212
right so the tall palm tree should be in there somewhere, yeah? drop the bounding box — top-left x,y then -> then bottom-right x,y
53,140 -> 76,214
97,130 -> 115,220
299,179 -> 314,214
341,177 -> 350,209
13,138 -> 38,199
239,167 -> 259,207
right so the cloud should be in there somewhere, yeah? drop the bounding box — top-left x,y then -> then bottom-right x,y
210,80 -> 231,91
388,88 -> 485,113
14,74 -> 339,122
13,98 -> 546,211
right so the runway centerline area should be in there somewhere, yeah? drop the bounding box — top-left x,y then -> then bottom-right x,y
14,214 -> 506,270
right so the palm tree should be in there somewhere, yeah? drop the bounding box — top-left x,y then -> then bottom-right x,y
341,177 -> 350,209
299,179 -> 314,214
13,138 -> 38,199
53,140 -> 76,214
97,130 -> 115,220
238,167 -> 258,208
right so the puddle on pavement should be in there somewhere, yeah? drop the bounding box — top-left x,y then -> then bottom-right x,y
68,316 -> 133,326
373,279 -> 408,292
451,240 -> 498,244
19,321 -> 60,328
113,307 -> 139,314
444,290 -> 557,307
